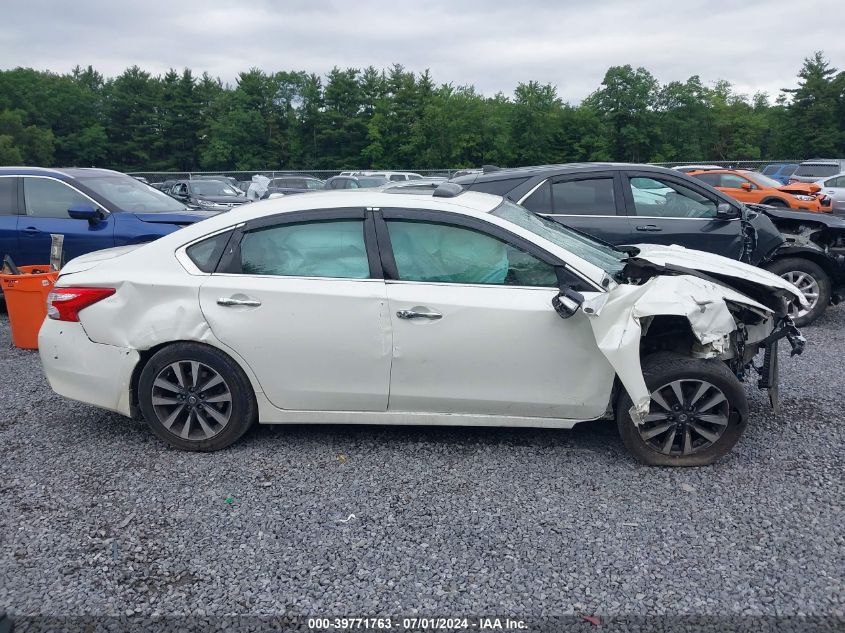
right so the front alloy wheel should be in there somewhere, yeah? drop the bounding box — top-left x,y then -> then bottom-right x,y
616,353 -> 748,466
638,380 -> 729,456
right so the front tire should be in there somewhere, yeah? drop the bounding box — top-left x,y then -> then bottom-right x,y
763,257 -> 831,326
617,353 -> 748,466
138,343 -> 257,451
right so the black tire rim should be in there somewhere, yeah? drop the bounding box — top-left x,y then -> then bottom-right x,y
638,379 -> 730,456
151,361 -> 233,440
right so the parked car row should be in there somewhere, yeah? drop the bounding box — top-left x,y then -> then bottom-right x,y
1,161 -> 838,466
452,163 -> 845,326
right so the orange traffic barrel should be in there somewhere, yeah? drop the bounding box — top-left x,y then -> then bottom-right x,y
0,265 -> 60,349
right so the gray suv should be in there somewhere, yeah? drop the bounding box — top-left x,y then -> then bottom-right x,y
790,159 -> 845,183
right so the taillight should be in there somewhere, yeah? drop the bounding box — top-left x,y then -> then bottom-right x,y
46,287 -> 116,321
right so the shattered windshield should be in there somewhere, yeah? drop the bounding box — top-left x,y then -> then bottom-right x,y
491,200 -> 626,277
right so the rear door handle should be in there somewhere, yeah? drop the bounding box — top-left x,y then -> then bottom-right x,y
396,307 -> 442,320
22,226 -> 41,234
635,224 -> 662,232
217,297 -> 261,307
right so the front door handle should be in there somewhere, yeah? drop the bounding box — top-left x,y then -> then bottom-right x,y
635,224 -> 662,232
217,297 -> 261,307
396,307 -> 442,320
22,226 -> 41,234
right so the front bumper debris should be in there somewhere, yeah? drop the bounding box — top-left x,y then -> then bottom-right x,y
757,317 -> 805,415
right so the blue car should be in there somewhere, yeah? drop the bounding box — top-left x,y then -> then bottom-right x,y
760,163 -> 799,185
0,167 -> 219,269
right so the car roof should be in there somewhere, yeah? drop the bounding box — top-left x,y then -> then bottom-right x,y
172,190 -> 501,239
0,166 -> 126,179
452,162 -> 685,184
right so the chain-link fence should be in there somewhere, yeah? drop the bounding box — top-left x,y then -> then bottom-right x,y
128,161 -> 805,184
128,169 -> 456,184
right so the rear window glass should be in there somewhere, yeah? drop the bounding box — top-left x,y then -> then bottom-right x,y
466,177 -> 529,197
186,231 -> 232,272
0,178 -> 16,215
795,163 -> 841,177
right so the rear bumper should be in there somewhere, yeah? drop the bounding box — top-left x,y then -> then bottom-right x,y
38,319 -> 139,417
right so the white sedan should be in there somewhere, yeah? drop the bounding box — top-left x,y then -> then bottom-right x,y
39,185 -> 805,466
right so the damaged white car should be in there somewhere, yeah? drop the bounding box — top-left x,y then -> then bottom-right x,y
39,184 -> 806,465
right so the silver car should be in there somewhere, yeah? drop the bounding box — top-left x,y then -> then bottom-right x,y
816,172 -> 845,216
790,159 -> 845,184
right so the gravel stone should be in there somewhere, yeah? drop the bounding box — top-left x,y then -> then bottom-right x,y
0,307 -> 843,620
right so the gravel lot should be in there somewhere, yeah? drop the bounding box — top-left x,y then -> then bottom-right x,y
1,305 -> 843,628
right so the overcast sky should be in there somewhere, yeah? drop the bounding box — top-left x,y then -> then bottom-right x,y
1,0 -> 842,103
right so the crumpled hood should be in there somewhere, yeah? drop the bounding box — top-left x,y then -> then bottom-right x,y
627,243 -> 805,306
777,182 -> 818,196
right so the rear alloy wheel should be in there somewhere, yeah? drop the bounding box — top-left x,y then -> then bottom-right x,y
151,361 -> 233,441
617,353 -> 748,466
138,343 -> 256,451
764,257 -> 831,326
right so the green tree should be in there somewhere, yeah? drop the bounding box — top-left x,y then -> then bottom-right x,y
784,52 -> 841,157
586,65 -> 658,161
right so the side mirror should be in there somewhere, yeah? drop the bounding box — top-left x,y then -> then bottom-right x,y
552,287 -> 585,319
68,205 -> 102,223
740,182 -> 753,191
715,202 -> 740,220
552,267 -> 585,319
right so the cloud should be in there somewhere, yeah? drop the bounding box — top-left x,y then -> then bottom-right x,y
1,0 -> 841,102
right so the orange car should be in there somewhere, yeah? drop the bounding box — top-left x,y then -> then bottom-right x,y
689,169 -> 832,212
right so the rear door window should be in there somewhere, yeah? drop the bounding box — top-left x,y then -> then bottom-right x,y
550,178 -> 617,215
239,220 -> 369,279
693,173 -> 721,187
523,177 -> 618,215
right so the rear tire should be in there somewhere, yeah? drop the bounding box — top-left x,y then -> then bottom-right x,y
138,343 -> 257,451
763,257 -> 830,326
617,353 -> 748,466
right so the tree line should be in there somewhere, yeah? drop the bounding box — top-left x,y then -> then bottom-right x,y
0,52 -> 842,172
